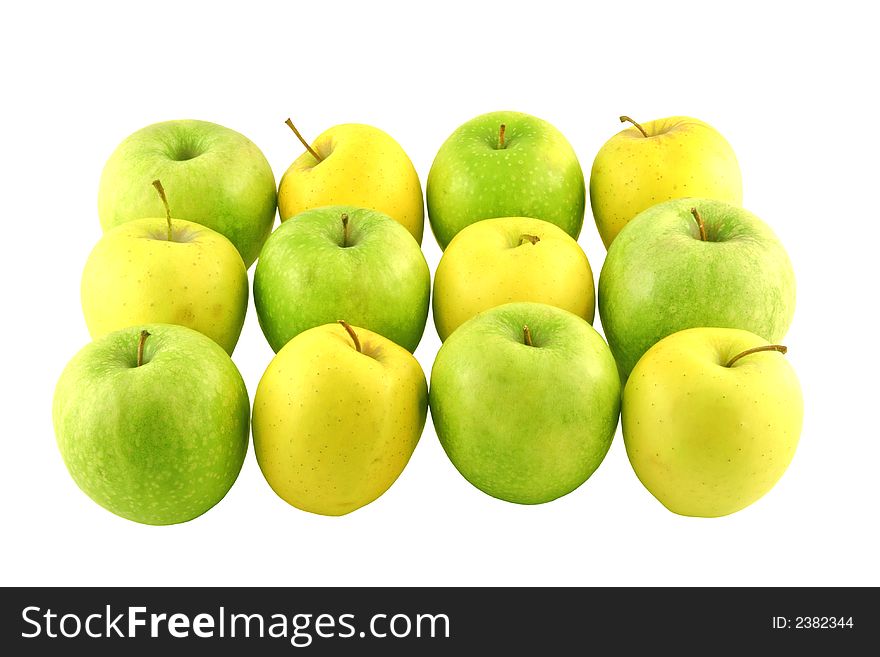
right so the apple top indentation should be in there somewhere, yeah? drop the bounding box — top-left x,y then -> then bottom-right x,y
145,225 -> 199,243
336,320 -> 383,361
167,143 -> 203,162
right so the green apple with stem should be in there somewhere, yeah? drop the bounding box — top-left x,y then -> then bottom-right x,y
254,205 -> 430,353
430,302 -> 620,504
590,115 -> 742,248
427,111 -> 585,249
599,198 -> 795,380
622,327 -> 802,517
253,321 -> 427,516
98,119 -> 277,267
82,180 -> 248,354
433,217 -> 594,341
53,324 -> 250,525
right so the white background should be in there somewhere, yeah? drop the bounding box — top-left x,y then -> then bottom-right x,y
2,0 -> 877,587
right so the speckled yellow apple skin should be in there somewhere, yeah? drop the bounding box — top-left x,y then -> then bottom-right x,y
277,124 -> 424,243
590,116 -> 742,248
433,217 -> 594,341
81,217 -> 248,354
252,323 -> 428,516
622,327 -> 802,517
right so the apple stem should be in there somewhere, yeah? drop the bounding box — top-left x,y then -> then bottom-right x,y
725,344 -> 788,368
498,123 -> 506,149
519,234 -> 540,246
285,118 -> 322,162
619,115 -> 648,138
337,320 -> 362,353
151,179 -> 173,241
523,325 -> 534,347
690,207 -> 708,241
136,330 -> 151,367
341,213 -> 350,247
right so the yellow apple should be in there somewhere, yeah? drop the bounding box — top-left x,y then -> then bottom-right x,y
81,183 -> 247,354
432,217 -> 594,341
622,327 -> 802,517
590,115 -> 742,247
277,122 -> 424,243
252,321 -> 427,516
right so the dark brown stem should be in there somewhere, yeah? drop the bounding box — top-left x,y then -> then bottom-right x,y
519,234 -> 540,245
498,123 -> 506,149
523,325 -> 533,347
285,118 -> 322,162
726,344 -> 787,368
619,115 -> 648,138
341,213 -> 350,247
337,320 -> 362,353
690,207 -> 708,241
151,180 -> 172,241
137,330 -> 151,367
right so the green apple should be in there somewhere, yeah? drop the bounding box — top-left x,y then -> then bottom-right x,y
590,115 -> 742,247
433,217 -> 594,341
599,198 -> 795,380
53,324 -> 250,525
98,119 -> 276,267
253,321 -> 427,516
254,205 -> 430,353
622,327 -> 802,517
278,121 -> 424,243
82,181 -> 247,354
430,302 -> 620,504
427,111 -> 585,249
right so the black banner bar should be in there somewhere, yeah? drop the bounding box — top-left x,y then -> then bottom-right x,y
1,587 -> 875,654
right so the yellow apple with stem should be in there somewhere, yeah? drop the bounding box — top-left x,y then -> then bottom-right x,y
622,327 -> 802,517
81,180 -> 248,354
277,119 -> 424,243
432,217 -> 594,341
252,321 -> 428,516
590,115 -> 742,247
